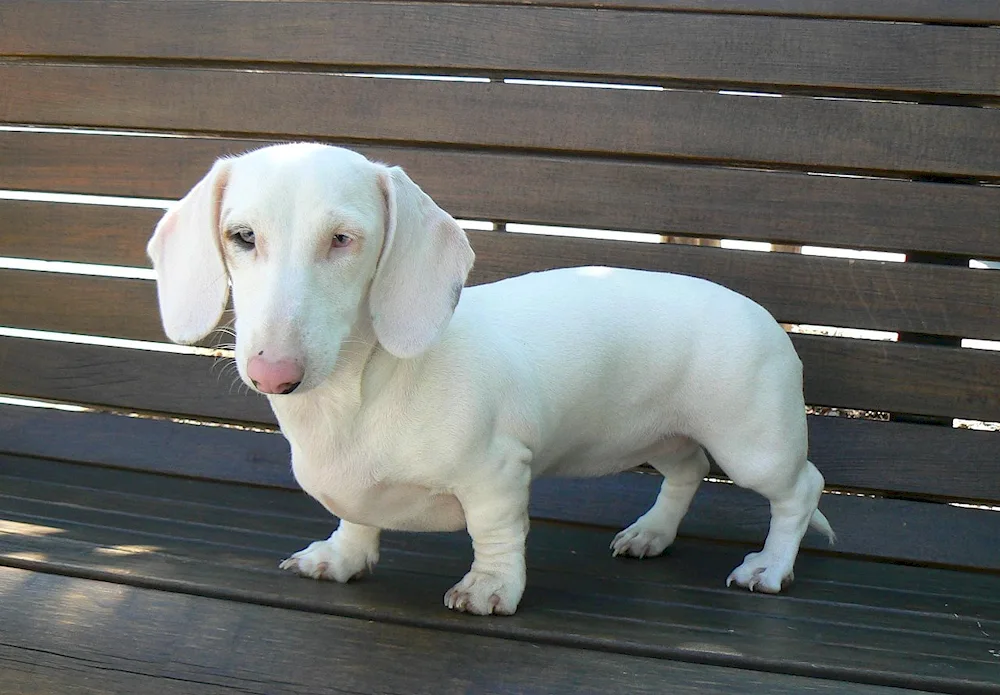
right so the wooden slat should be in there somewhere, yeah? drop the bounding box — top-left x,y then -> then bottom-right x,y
5,402 -> 999,503
3,2 -> 997,98
3,567 -> 870,695
3,132 -> 998,259
2,330 -> 1000,432
6,234 -> 1000,343
0,200 -> 161,267
467,231 -> 1000,340
2,460 -> 999,692
0,270 -> 167,342
6,452 -> 1000,573
443,0 -> 1000,24
1,65 -> 997,178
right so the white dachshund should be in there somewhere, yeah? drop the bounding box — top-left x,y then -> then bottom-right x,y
148,143 -> 833,615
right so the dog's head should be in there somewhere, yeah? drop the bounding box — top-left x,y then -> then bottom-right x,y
147,144 -> 475,395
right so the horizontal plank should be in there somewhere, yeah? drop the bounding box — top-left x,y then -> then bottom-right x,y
467,231 -> 1000,340
2,457 -> 999,693
3,567 -> 863,695
4,402 -> 999,503
6,234 -> 1000,342
0,269 -> 168,342
3,132 -> 998,258
1,65 -> 997,178
3,2 -> 997,98
2,327 -> 1000,432
444,0 -> 1000,24
8,452 -> 999,601
0,200 -> 161,268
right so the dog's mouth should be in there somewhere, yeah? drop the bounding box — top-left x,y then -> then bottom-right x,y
250,378 -> 302,395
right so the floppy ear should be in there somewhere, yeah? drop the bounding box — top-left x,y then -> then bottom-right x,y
147,160 -> 231,345
370,166 -> 475,358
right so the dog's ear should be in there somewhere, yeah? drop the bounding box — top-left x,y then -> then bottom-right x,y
370,166 -> 475,358
147,160 -> 231,345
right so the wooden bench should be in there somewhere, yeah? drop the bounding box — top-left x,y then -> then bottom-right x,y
2,1 -> 999,692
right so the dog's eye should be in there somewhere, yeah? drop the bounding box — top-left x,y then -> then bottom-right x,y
228,227 -> 255,249
331,233 -> 353,249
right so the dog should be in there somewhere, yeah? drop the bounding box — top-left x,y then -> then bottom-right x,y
148,143 -> 833,615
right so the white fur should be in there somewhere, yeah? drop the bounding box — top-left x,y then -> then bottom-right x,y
149,143 -> 833,615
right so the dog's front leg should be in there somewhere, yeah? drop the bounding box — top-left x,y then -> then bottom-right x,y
279,520 -> 380,582
445,449 -> 532,615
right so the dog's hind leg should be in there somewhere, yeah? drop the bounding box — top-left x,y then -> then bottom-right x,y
723,457 -> 827,593
610,439 -> 710,559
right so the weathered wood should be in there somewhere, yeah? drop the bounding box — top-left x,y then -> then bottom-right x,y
5,398 -> 1000,503
0,200 -> 161,268
6,234 -> 1000,342
0,269 -> 168,342
466,231 -> 1000,340
3,2 -> 997,98
2,65 -> 997,178
4,449 -> 1000,571
3,327 -> 1000,423
1,463 -> 998,692
0,567 -> 928,695
423,0 -> 1000,24
4,133 -> 997,259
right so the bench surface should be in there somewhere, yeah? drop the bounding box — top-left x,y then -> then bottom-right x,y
1,1 -> 999,693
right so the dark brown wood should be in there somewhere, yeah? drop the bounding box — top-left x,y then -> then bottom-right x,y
0,269 -> 167,342
2,329 -> 1000,434
0,403 -> 293,487
416,0 -> 1000,24
3,2 -> 997,98
7,452 -> 1000,576
1,64 -> 997,178
4,132 -> 998,259
0,200 -> 161,267
6,233 -> 1000,343
0,567 -> 935,695
467,231 -> 1000,341
795,334 -> 1000,421
2,461 -> 999,692
5,402 -> 999,504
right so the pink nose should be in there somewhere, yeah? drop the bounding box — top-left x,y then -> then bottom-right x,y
247,355 -> 305,395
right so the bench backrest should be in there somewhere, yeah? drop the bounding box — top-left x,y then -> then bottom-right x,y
2,0 -> 998,572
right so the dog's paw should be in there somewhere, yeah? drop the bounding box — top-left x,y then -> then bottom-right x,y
444,569 -> 524,615
279,536 -> 377,583
726,551 -> 793,593
610,523 -> 674,559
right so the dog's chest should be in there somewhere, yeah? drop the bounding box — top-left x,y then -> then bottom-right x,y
288,440 -> 465,532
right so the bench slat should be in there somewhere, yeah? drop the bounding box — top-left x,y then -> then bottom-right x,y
5,232 -> 1000,341
5,566 -> 860,695
2,65 -> 997,178
5,403 -> 999,503
442,0 -> 1000,24
3,139 -> 998,259
3,1 -> 996,98
2,332 -> 999,428
1,460 -> 998,690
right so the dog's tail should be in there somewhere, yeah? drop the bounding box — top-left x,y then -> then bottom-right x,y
809,508 -> 836,546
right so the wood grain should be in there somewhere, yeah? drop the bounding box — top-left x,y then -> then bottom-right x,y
0,564 -> 955,695
0,200 -> 161,267
1,64 -> 997,178
420,0 -> 1000,24
3,132 -> 997,259
2,328 -> 1000,428
5,403 -> 999,502
6,233 -> 1000,343
3,2 -> 997,98
1,458 -> 999,691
